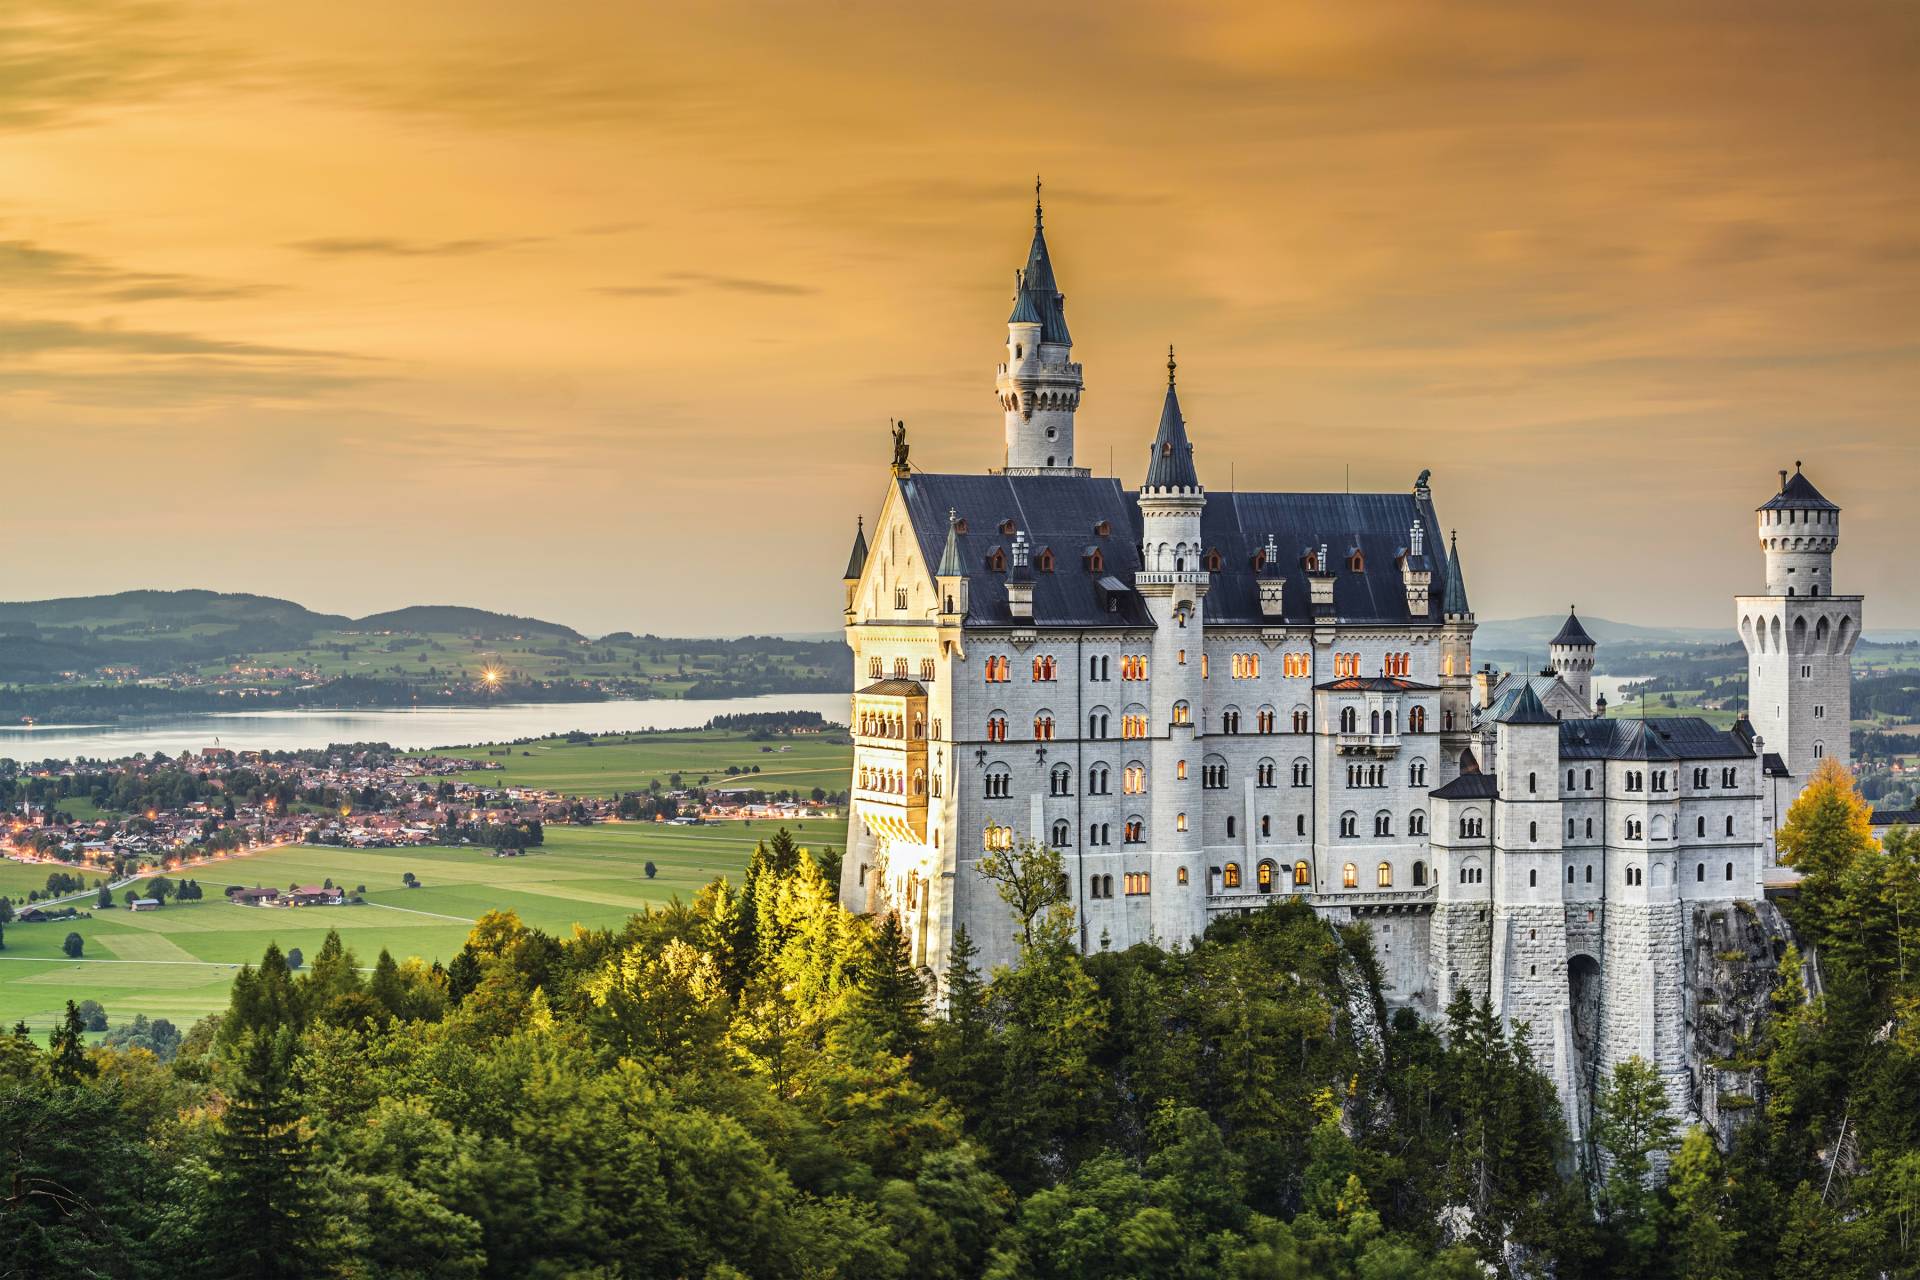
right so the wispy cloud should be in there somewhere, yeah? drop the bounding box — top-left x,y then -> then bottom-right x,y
0,238 -> 272,302
287,236 -> 540,258
599,271 -> 817,299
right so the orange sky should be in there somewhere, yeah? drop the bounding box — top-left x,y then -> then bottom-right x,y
1,0 -> 1915,634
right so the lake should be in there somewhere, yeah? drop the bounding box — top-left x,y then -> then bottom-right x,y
0,692 -> 853,764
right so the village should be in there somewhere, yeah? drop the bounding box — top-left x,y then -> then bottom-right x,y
0,738 -> 840,892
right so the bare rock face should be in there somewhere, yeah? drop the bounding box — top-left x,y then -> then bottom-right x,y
1687,898 -> 1797,1143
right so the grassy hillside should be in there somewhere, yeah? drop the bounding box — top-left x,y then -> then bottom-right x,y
414,727 -> 853,797
0,821 -> 840,1032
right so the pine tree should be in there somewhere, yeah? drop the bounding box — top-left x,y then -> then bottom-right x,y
47,1000 -> 95,1085
845,912 -> 928,1061
200,1026 -> 318,1280
1593,1055 -> 1678,1267
368,948 -> 404,1018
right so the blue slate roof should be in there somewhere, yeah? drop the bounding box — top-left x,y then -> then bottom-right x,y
1014,206 -> 1072,347
1441,529 -> 1471,616
1551,608 -> 1595,647
1760,466 -> 1838,512
1496,681 -> 1557,725
1431,772 -> 1499,800
1179,489 -> 1458,626
898,472 -> 1461,630
843,517 -> 868,579
1143,377 -> 1199,491
896,474 -> 1153,628
1556,717 -> 1756,761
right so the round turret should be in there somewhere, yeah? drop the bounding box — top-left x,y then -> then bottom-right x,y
1548,606 -> 1596,712
1758,462 -> 1839,597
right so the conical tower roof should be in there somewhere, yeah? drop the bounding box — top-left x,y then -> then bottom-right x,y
1014,180 -> 1071,345
1759,462 -> 1838,512
1441,530 -> 1471,616
843,517 -> 869,580
1551,606 -> 1595,648
937,509 -> 964,578
1143,348 -> 1199,491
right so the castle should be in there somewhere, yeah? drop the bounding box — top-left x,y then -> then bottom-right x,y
837,194 -> 1860,1138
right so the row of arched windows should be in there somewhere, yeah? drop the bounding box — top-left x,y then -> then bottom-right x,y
857,765 -> 922,796
1336,809 -> 1427,838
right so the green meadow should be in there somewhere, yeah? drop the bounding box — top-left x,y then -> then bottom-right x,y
0,819 -> 843,1036
414,727 -> 852,798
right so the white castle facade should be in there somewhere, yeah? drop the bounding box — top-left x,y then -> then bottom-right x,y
837,196 -> 1860,1136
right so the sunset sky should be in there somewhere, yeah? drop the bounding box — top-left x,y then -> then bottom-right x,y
3,1 -> 1915,635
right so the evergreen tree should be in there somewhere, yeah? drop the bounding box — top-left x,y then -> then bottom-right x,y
843,911 -> 927,1061
47,1000 -> 95,1085
1593,1055 -> 1679,1267
200,1026 -> 318,1280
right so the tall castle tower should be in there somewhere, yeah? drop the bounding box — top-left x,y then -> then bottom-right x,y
1736,465 -> 1861,834
1548,607 -> 1597,715
996,183 -> 1088,475
1137,350 -> 1207,945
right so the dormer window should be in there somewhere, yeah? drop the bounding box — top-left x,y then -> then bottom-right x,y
1000,519 -> 1017,535
953,517 -> 968,534
987,547 -> 1007,572
1094,520 -> 1111,537
1205,549 -> 1223,572
1085,548 -> 1104,572
1036,548 -> 1055,572
1348,550 -> 1365,573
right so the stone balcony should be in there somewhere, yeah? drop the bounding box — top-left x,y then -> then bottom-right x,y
1336,731 -> 1401,757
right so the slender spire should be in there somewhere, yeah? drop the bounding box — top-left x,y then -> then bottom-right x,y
1144,351 -> 1199,492
843,515 -> 869,580
1034,174 -> 1043,228
937,508 -> 964,577
1441,528 -> 1471,616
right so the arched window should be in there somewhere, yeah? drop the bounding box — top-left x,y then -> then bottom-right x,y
1342,862 -> 1359,888
1726,814 -> 1735,836
1697,815 -> 1706,837
986,712 -> 1008,742
1409,758 -> 1427,787
1528,821 -> 1537,842
1176,812 -> 1188,832
1374,811 -> 1393,837
1292,759 -> 1311,786
1124,817 -> 1144,843
1051,819 -> 1071,847
1412,860 -> 1426,886
1050,763 -> 1072,796
1409,810 -> 1427,836
1293,861 -> 1311,886
1527,771 -> 1537,794
1033,712 -> 1054,741
1223,862 -> 1242,889
1340,706 -> 1358,734
1726,860 -> 1734,881
1257,759 -> 1276,787
984,766 -> 1012,799
1377,862 -> 1393,887
1409,705 -> 1427,733
1340,811 -> 1358,838
1696,862 -> 1705,882
1257,860 -> 1274,892
1292,709 -> 1310,733
1171,700 -> 1192,726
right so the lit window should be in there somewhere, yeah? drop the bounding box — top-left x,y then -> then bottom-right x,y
1377,862 -> 1392,887
1343,862 -> 1358,888
1223,862 -> 1241,888
1176,812 -> 1188,832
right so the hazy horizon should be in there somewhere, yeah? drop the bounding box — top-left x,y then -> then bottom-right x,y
3,1 -> 1914,634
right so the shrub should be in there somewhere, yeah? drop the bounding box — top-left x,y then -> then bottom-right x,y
62,932 -> 83,959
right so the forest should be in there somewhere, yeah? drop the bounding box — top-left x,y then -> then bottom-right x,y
1,763 -> 1916,1279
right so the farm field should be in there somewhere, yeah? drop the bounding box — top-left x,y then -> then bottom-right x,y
0,819 -> 841,1036
414,727 -> 852,798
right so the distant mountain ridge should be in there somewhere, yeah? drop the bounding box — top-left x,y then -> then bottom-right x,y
0,590 -> 581,640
